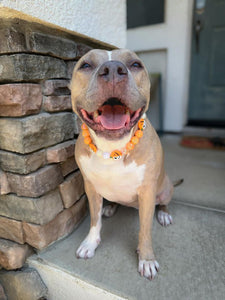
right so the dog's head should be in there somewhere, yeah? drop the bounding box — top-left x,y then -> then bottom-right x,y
70,49 -> 150,140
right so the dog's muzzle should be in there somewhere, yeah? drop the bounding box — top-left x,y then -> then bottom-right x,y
78,61 -> 146,139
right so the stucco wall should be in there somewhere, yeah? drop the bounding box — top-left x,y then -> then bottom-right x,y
0,0 -> 126,48
127,0 -> 194,132
137,50 -> 167,130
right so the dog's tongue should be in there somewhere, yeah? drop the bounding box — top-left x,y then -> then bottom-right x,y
99,105 -> 129,130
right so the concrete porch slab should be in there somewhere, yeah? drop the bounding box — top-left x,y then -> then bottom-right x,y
28,203 -> 225,300
161,135 -> 225,212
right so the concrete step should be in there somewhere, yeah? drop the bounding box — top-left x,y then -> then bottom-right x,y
28,136 -> 225,299
28,203 -> 225,300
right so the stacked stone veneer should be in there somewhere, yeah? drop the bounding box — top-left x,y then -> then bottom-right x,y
0,17 -> 112,271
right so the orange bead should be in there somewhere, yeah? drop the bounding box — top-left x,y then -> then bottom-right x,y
81,123 -> 88,130
84,136 -> 92,145
135,130 -> 143,138
110,150 -> 122,159
82,129 -> 90,137
131,136 -> 139,145
89,143 -> 97,153
126,142 -> 135,151
138,119 -> 146,131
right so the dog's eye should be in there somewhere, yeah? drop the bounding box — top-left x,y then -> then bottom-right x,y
80,62 -> 91,69
131,61 -> 143,69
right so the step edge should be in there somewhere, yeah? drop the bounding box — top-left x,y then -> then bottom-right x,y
28,256 -> 130,300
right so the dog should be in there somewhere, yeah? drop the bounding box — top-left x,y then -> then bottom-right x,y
70,49 -> 175,280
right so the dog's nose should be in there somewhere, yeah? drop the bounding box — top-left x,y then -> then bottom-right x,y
98,61 -> 128,82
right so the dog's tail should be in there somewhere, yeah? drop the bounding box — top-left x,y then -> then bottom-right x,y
173,178 -> 184,187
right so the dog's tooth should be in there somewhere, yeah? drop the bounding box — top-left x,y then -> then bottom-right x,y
93,110 -> 99,120
125,108 -> 131,126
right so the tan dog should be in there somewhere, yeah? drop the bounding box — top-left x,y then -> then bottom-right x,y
70,49 -> 174,280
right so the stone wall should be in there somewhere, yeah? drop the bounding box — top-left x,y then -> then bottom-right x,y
0,16 -> 112,272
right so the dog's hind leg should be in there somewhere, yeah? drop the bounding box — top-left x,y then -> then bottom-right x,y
156,175 -> 174,227
102,202 -> 118,217
155,205 -> 173,227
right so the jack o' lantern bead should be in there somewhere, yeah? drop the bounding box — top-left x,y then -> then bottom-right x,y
138,119 -> 146,131
110,150 -> 122,159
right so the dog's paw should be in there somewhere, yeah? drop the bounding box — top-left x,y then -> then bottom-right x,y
76,238 -> 100,259
138,259 -> 159,280
102,203 -> 118,217
157,210 -> 173,227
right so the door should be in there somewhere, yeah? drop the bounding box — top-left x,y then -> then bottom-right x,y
188,0 -> 225,127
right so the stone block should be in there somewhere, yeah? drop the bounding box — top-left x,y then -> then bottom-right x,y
59,171 -> 84,208
0,170 -> 11,195
23,194 -> 87,249
0,54 -> 67,82
46,140 -> 75,163
0,83 -> 42,117
0,189 -> 63,225
0,149 -> 46,174
0,268 -> 48,300
60,156 -> 78,177
0,26 -> 26,53
0,113 -> 75,154
43,95 -> 72,112
42,79 -> 70,96
0,216 -> 24,244
7,165 -> 63,197
0,239 -> 33,270
67,60 -> 77,79
77,43 -> 92,58
0,283 -> 7,300
29,31 -> 78,59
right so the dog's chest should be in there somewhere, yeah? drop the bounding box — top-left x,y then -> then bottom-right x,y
79,154 -> 146,203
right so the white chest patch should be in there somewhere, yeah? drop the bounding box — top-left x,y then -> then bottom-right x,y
79,154 -> 146,203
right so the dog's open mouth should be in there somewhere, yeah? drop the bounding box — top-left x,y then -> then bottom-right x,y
79,98 -> 144,137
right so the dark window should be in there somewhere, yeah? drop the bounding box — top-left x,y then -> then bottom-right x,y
127,0 -> 165,29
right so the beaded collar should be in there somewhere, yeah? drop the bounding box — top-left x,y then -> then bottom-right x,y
81,118 -> 146,160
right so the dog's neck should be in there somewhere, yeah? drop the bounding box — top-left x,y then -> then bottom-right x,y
87,113 -> 146,154
89,128 -> 134,154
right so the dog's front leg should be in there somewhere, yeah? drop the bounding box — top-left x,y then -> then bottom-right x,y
137,184 -> 159,280
76,180 -> 103,259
